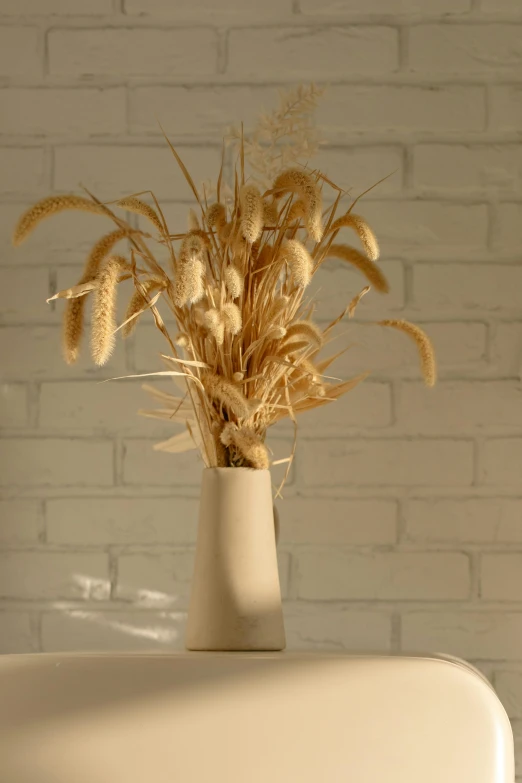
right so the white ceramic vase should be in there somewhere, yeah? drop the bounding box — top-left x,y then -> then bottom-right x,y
186,467 -> 286,651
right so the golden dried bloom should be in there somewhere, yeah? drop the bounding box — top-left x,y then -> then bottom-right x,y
218,222 -> 232,242
175,332 -> 189,347
233,371 -> 244,382
59,230 -> 127,365
232,230 -> 248,256
240,183 -> 263,243
379,319 -> 437,387
266,325 -> 287,340
288,199 -> 307,223
224,264 -> 244,299
281,340 -> 313,356
211,421 -> 228,467
13,195 -> 106,246
297,358 -> 320,384
326,244 -> 389,293
84,228 -> 128,281
262,200 -> 278,226
117,197 -> 163,233
188,259 -> 205,303
207,202 -> 227,229
273,168 -> 323,242
222,302 -> 242,335
330,212 -> 379,261
220,423 -> 269,470
268,295 -> 290,322
219,421 -> 235,447
62,298 -> 85,365
204,308 -> 225,345
290,358 -> 322,394
206,374 -> 252,419
179,231 -> 207,263
122,280 -> 160,338
175,258 -> 205,307
91,256 -> 122,366
281,239 -> 313,288
284,320 -> 323,349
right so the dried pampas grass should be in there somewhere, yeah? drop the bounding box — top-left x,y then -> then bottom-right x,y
14,83 -> 437,480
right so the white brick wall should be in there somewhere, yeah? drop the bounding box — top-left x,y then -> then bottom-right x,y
0,0 -> 521,773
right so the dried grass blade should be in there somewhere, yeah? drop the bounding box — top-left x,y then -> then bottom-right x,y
100,371 -> 205,390
113,290 -> 162,336
160,354 -> 209,369
47,280 -> 97,303
138,409 -> 194,423
141,384 -> 190,408
153,430 -> 196,453
159,123 -> 203,208
348,286 -> 371,318
315,347 -> 351,374
323,371 -> 370,400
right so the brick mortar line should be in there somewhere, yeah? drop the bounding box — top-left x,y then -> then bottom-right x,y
6,597 -> 522,610
1,17 -> 521,29
2,75 -> 522,88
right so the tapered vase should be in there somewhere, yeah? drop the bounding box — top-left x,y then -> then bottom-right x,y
186,467 -> 286,651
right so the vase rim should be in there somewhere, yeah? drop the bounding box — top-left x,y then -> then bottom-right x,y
202,466 -> 269,473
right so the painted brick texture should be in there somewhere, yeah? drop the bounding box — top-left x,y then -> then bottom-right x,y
0,3 -> 521,774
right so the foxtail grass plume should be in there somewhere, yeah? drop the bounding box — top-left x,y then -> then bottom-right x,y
12,195 -> 106,246
240,184 -> 264,243
281,239 -> 313,288
284,320 -> 323,349
273,168 -> 323,241
91,256 -> 123,366
62,298 -> 85,365
225,264 -> 244,299
325,244 -> 389,293
379,319 -> 437,387
117,197 -> 163,233
330,213 -> 380,261
222,302 -> 242,335
123,280 -> 161,338
204,309 -> 225,345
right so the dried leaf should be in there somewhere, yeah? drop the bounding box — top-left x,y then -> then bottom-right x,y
47,280 -> 97,303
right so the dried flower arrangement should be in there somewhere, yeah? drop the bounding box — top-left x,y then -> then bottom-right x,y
13,85 -> 435,485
